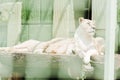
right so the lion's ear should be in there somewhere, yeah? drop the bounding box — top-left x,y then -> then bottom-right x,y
79,17 -> 84,22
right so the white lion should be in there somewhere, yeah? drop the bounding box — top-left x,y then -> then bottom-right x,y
74,17 -> 104,64
0,18 -> 104,64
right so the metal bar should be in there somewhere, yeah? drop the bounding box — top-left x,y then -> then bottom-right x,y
104,0 -> 117,80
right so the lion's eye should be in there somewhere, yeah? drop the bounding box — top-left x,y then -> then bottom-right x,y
92,27 -> 95,29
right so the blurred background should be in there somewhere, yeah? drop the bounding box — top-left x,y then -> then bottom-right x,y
0,0 -> 91,46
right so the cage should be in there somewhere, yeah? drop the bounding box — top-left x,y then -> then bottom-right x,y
0,0 -> 118,80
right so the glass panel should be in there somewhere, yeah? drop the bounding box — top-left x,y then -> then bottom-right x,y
20,0 -> 53,42
0,22 -> 7,47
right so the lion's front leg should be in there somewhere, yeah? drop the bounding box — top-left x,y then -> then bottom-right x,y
83,49 -> 98,64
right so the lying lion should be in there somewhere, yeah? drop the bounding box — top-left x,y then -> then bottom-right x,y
0,18 -> 104,64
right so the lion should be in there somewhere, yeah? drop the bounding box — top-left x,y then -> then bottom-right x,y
0,17 -> 104,64
74,17 -> 104,64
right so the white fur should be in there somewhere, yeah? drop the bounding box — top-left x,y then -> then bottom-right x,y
0,18 -> 104,64
74,18 -> 104,64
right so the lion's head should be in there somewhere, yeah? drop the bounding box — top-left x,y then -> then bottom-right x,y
74,17 -> 96,52
78,17 -> 96,36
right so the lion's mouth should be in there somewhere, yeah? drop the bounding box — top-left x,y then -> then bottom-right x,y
89,31 -> 95,33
